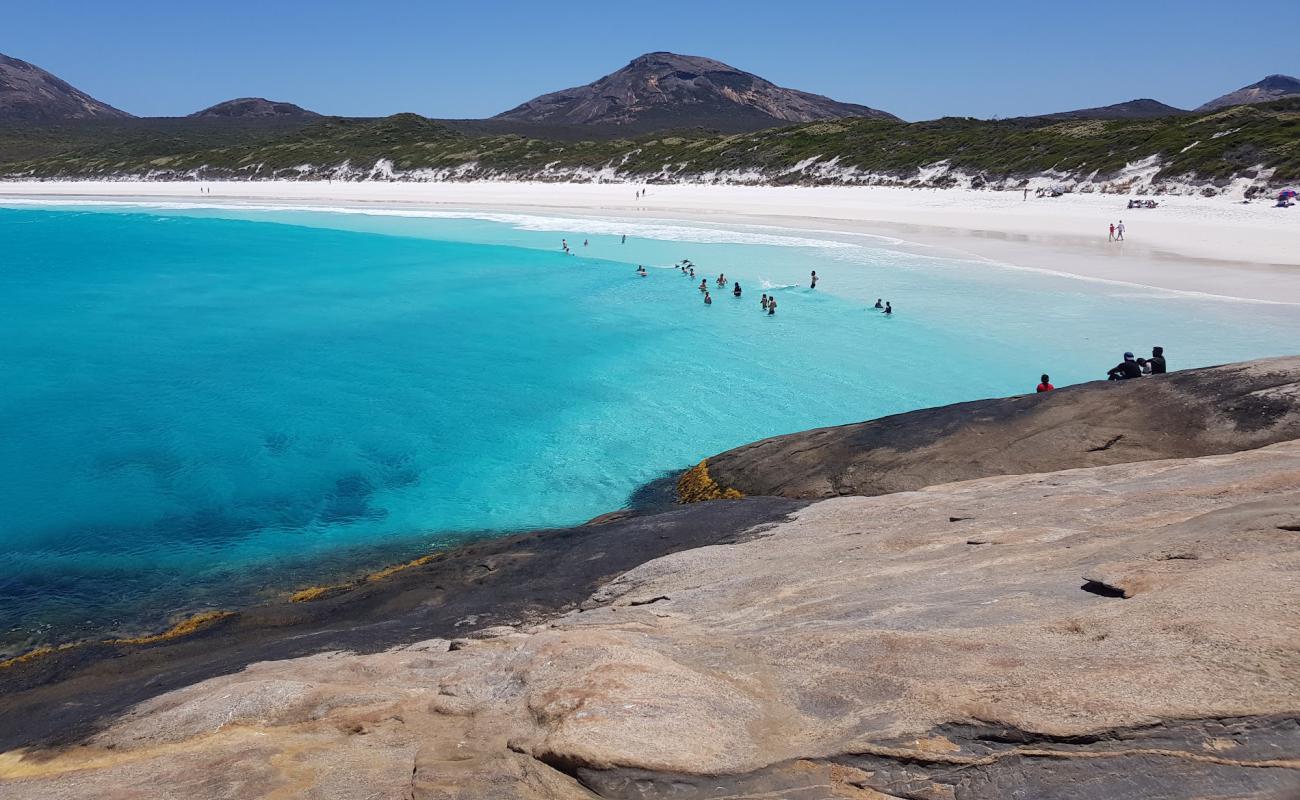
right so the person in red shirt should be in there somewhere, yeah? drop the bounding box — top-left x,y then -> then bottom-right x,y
1036,374 -> 1055,392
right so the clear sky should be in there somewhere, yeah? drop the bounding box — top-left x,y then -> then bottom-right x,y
6,0 -> 1298,121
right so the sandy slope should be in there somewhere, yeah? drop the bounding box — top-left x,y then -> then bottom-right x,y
2,181 -> 1298,303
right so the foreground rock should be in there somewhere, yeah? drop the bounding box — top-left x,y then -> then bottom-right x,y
700,356 -> 1300,500
4,440 -> 1298,799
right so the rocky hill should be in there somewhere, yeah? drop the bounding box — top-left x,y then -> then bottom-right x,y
494,51 -> 896,132
696,355 -> 1300,499
2,357 -> 1299,799
188,97 -> 320,119
0,52 -> 131,122
1197,74 -> 1300,111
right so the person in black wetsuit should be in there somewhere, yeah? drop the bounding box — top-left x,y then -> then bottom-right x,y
733,282 -> 742,298
810,270 -> 818,289
1148,346 -> 1167,374
874,298 -> 883,309
704,291 -> 712,305
883,302 -> 892,315
1107,352 -> 1143,380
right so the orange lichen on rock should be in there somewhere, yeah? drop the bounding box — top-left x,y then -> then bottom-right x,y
0,643 -> 79,670
290,553 -> 442,603
677,459 -> 744,503
109,611 -> 236,645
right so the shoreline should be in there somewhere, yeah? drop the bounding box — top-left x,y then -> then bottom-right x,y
2,180 -> 1298,303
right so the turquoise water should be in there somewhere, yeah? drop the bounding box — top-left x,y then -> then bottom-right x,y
2,202 -> 1298,652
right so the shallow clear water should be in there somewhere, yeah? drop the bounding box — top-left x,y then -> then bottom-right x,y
2,202 -> 1298,651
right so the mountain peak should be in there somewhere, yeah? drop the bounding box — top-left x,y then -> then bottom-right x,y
494,51 -> 896,132
0,52 -> 132,122
1196,74 -> 1300,111
189,97 -> 320,119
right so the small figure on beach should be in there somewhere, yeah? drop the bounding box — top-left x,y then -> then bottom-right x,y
1149,346 -> 1167,374
1107,352 -> 1143,380
810,270 -> 818,289
1036,374 -> 1054,392
1116,220 -> 1125,241
768,297 -> 777,315
874,298 -> 883,309
733,281 -> 742,298
883,302 -> 893,315
1108,223 -> 1115,242
1024,187 -> 1029,201
761,293 -> 769,310
704,290 -> 712,305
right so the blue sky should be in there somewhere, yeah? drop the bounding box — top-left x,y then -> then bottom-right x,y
7,0 -> 1298,120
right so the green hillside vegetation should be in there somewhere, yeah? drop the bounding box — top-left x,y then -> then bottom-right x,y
2,99 -> 1296,188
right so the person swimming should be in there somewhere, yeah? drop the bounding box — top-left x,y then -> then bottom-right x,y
883,301 -> 892,315
704,290 -> 712,305
733,281 -> 742,298
768,297 -> 777,315
810,270 -> 818,289
874,298 -> 883,309
760,293 -> 769,310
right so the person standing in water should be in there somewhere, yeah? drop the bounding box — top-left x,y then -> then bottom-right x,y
699,279 -> 708,292
733,281 -> 742,298
883,302 -> 892,315
636,265 -> 647,277
717,273 -> 726,288
768,297 -> 777,315
874,298 -> 883,309
622,234 -> 627,244
704,290 -> 712,305
810,270 -> 818,289
761,293 -> 769,310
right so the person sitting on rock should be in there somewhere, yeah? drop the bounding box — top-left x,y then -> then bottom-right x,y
1037,374 -> 1054,392
1107,352 -> 1143,380
1148,346 -> 1167,374
1137,357 -> 1151,376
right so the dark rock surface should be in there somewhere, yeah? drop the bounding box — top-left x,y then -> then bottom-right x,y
494,51 -> 897,132
702,356 -> 1300,500
0,52 -> 131,121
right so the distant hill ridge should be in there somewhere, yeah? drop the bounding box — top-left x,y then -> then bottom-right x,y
1197,74 -> 1300,112
0,52 -> 132,122
189,98 -> 320,119
1037,98 -> 1189,121
493,51 -> 897,132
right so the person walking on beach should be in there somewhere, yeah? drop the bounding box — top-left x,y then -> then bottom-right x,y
1024,187 -> 1029,201
1116,220 -> 1125,241
1108,223 -> 1115,242
1036,374 -> 1054,392
810,270 -> 818,289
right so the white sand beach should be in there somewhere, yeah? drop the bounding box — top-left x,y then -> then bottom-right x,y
2,181 -> 1297,303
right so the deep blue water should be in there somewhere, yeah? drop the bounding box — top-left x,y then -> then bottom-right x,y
2,203 -> 1298,653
